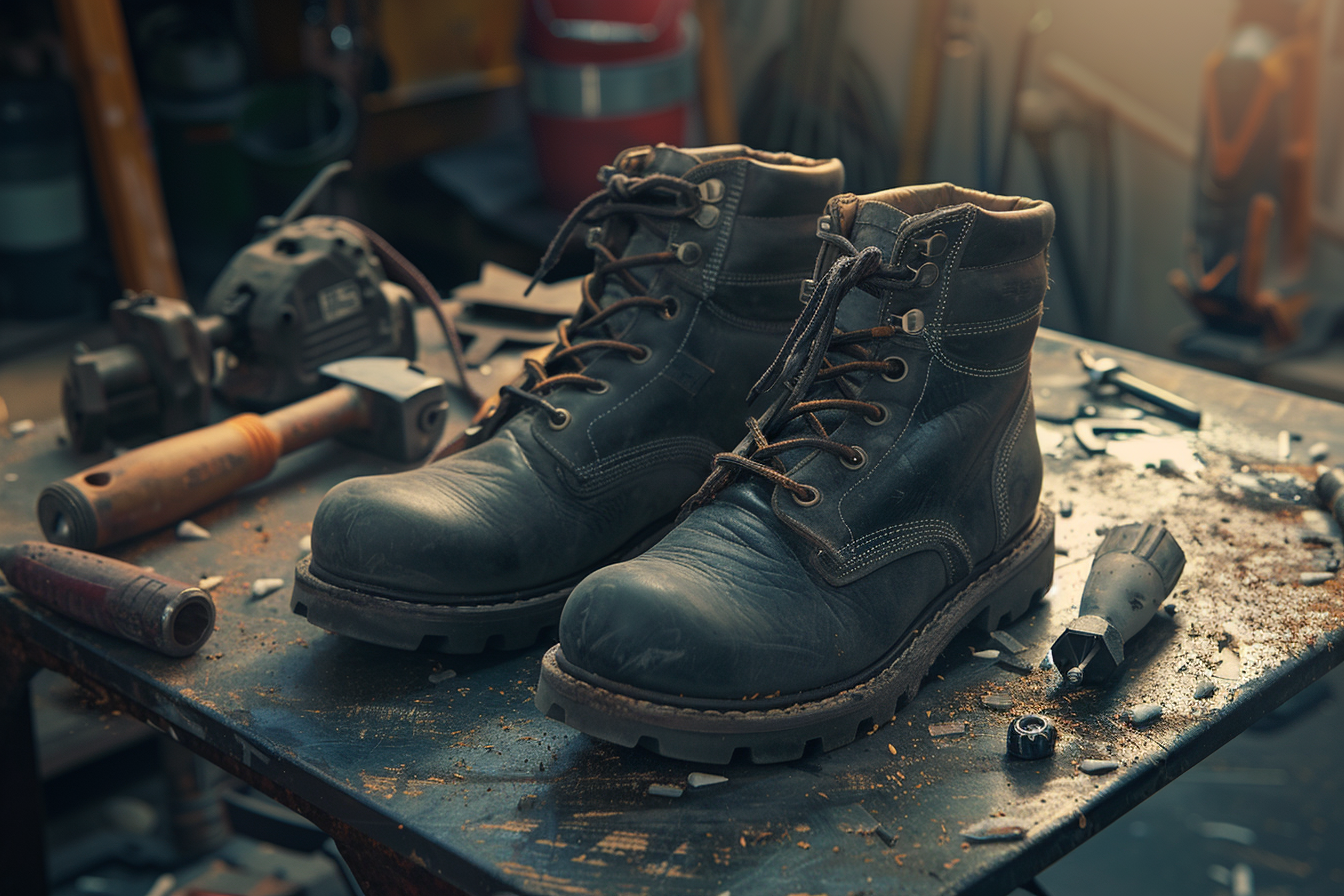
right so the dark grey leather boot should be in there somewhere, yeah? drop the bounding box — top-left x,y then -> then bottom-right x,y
536,184 -> 1056,763
291,144 -> 844,651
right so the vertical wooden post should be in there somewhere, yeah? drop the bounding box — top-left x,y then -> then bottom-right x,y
695,0 -> 739,146
898,0 -> 949,186
55,0 -> 185,299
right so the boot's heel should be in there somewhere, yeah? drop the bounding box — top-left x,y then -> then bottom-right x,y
970,506 -> 1055,632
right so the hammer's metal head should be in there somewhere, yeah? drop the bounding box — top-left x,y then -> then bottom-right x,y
319,357 -> 448,462
1077,348 -> 1120,383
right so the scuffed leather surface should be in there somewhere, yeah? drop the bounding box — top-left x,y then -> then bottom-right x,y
560,484 -> 948,698
559,186 -> 1055,698
307,146 -> 844,600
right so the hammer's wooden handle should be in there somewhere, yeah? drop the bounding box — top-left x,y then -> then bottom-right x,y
40,414 -> 284,550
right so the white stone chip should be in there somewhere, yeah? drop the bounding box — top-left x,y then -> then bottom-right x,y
687,772 -> 728,788
176,520 -> 211,541
250,578 -> 286,599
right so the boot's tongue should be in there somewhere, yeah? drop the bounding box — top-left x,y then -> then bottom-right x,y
848,199 -> 911,262
762,198 -> 912,471
590,146 -> 705,315
828,198 -> 911,334
639,144 -> 703,177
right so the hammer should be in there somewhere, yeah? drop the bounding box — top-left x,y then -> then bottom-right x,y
38,357 -> 447,551
1078,349 -> 1202,429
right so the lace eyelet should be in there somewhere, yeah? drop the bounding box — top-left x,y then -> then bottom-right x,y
698,178 -> 725,202
865,404 -> 889,426
791,485 -> 822,507
881,357 -> 908,383
693,205 -> 720,228
908,261 -> 939,287
586,381 -> 610,395
548,408 -> 572,430
914,231 -> 948,257
675,242 -> 702,265
629,344 -> 652,364
841,446 -> 868,470
895,308 -> 925,334
660,297 -> 680,320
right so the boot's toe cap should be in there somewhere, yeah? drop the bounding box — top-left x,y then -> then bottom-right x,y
559,495 -> 864,700
308,468 -> 522,595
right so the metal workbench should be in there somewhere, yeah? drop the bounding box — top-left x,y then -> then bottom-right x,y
2,330 -> 1343,895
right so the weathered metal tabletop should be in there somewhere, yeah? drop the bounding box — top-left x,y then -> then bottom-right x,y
3,330 -> 1343,896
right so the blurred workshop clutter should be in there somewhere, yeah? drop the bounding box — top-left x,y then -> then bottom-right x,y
0,10 -> 100,321
521,0 -> 701,211
1172,0 -> 1328,358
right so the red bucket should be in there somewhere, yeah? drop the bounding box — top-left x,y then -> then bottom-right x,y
522,0 -> 697,210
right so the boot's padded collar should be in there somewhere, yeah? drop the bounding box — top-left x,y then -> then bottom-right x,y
867,182 -> 1044,215
618,143 -> 844,177
855,183 -> 1055,271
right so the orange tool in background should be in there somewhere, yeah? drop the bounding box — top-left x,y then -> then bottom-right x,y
1170,0 -> 1325,352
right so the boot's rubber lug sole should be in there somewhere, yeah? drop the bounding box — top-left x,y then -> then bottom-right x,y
292,557 -> 568,652
534,505 -> 1055,764
291,518 -> 678,653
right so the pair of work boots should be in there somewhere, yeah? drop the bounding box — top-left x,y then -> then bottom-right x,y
291,144 -> 1057,764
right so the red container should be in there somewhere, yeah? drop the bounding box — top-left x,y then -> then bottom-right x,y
523,0 -> 697,210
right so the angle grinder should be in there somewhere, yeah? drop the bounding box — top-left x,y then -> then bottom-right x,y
62,161 -> 473,451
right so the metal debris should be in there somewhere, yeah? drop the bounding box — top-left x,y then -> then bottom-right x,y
3,472 -> 17,482
687,772 -> 727,788
962,817 -> 1029,842
517,794 -> 537,810
1199,821 -> 1256,845
972,649 -> 1001,659
997,653 -> 1034,674
1059,499 -> 1073,518
176,520 -> 211,541
249,578 -> 286,599
1194,679 -> 1217,699
1006,714 -> 1056,759
1309,441 -> 1330,462
1079,759 -> 1119,775
9,418 -> 34,436
298,534 -> 312,555
1229,472 -> 1271,495
1300,571 -> 1334,586
990,630 -> 1027,653
981,694 -> 1014,711
647,784 -> 684,798
198,576 -> 224,591
929,721 -> 967,738
1298,508 -> 1342,542
428,669 -> 457,683
1231,862 -> 1255,896
1126,703 -> 1163,727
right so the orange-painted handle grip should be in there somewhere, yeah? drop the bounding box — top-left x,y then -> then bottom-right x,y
38,414 -> 282,550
